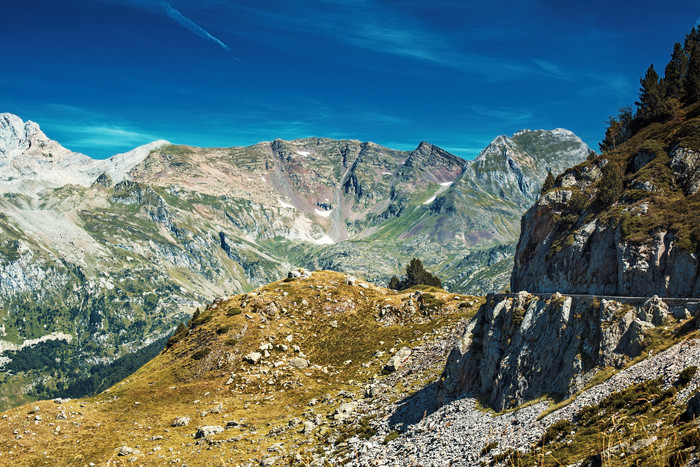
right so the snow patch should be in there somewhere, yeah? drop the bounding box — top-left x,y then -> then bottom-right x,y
382,172 -> 392,175
315,235 -> 335,245
297,151 -> 311,157
423,196 -> 436,205
314,208 -> 332,218
439,181 -> 453,187
261,176 -> 266,182
279,200 -> 295,209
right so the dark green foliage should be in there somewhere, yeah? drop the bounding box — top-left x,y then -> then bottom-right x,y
165,322 -> 187,349
190,309 -> 213,326
226,306 -> 242,316
189,308 -> 200,325
191,348 -> 211,360
599,107 -> 633,152
388,258 -> 442,290
636,64 -> 666,120
336,417 -> 377,444
388,275 -> 400,290
664,42 -> 688,99
540,171 -> 555,194
597,163 -> 623,206
684,40 -> 700,104
3,340 -> 73,373
678,366 -> 698,387
32,336 -> 168,400
575,378 -> 672,426
142,293 -> 159,311
216,325 -> 230,335
383,430 -> 401,444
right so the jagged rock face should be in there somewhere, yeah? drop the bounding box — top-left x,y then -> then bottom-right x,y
511,144 -> 700,297
438,292 -> 696,411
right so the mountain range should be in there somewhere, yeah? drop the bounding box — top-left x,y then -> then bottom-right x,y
0,112 -> 588,409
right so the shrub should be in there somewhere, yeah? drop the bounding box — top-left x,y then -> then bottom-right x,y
597,162 -> 623,205
387,258 -> 442,290
480,441 -> 498,455
678,366 -> 698,386
226,307 -> 242,317
216,325 -> 230,335
191,348 -> 211,360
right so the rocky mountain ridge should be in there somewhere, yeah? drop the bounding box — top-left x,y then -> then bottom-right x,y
0,113 -> 587,409
511,106 -> 700,297
0,113 -> 169,194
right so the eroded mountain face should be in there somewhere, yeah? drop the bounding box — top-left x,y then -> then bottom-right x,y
0,113 -> 588,409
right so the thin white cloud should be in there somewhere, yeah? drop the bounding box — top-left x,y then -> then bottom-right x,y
49,123 -> 158,149
160,1 -> 240,60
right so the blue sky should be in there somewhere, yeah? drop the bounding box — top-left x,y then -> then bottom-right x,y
1,1 -> 699,159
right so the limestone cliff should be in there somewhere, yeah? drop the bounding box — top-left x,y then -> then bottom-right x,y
438,292 -> 699,410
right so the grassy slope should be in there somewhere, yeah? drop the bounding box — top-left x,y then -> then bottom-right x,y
0,271 -> 481,465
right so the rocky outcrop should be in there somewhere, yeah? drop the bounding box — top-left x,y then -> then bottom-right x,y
670,145 -> 700,195
437,292 -> 699,410
511,186 -> 700,298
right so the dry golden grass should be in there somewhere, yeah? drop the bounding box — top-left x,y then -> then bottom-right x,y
0,271 -> 480,466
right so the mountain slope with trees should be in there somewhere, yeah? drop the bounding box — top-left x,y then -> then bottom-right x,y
512,27 -> 700,297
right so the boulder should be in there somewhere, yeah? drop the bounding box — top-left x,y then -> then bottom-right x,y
195,425 -> 224,439
171,416 -> 190,427
118,446 -> 134,456
640,295 -> 669,325
383,347 -> 412,374
288,357 -> 309,369
681,391 -> 700,422
300,420 -> 315,434
670,145 -> 700,195
244,352 -> 263,364
333,401 -> 358,420
288,268 -> 312,279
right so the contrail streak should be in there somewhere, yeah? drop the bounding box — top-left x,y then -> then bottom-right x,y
160,1 -> 241,61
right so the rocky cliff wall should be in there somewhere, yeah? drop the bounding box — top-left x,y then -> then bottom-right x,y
511,188 -> 700,297
511,142 -> 700,298
437,292 -> 700,410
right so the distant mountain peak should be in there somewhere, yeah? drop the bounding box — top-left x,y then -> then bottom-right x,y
0,112 -> 168,194
0,112 -> 47,158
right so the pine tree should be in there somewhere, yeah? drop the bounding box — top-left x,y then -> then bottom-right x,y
391,258 -> 442,290
663,42 -> 688,99
597,163 -> 623,205
684,41 -> 700,104
599,107 -> 633,152
388,276 -> 400,290
685,27 -> 700,50
540,171 -> 555,194
636,64 -> 664,120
